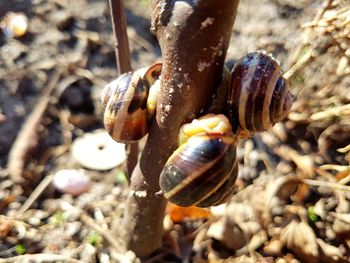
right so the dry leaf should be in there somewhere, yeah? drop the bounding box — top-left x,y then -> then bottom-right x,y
0,218 -> 14,238
275,145 -> 315,177
265,176 -> 310,215
336,169 -> 350,182
206,217 -> 247,251
276,255 -> 301,263
313,199 -> 326,219
272,123 -> 288,142
247,230 -> 268,252
166,203 -> 211,223
317,238 -> 345,262
320,164 -> 350,173
210,204 -> 227,217
208,253 -> 273,263
263,238 -> 283,257
239,221 -> 262,240
331,212 -> 350,224
337,144 -> 350,154
226,202 -> 257,224
331,212 -> 350,235
280,219 -> 319,262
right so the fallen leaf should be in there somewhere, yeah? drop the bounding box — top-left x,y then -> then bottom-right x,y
265,176 -> 310,214
263,238 -> 283,257
166,203 -> 211,223
0,218 -> 14,238
280,219 -> 319,262
206,217 -> 247,251
317,238 -> 345,262
247,230 -> 268,252
275,146 -> 314,177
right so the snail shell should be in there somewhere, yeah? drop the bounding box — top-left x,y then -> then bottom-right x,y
228,51 -> 293,135
160,114 -> 238,207
102,63 -> 162,143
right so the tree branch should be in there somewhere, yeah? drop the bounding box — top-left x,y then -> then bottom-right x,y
119,0 -> 240,256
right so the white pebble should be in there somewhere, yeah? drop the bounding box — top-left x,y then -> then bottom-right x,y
53,169 -> 91,196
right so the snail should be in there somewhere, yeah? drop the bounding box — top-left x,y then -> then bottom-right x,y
101,51 -> 292,207
159,114 -> 239,207
228,51 -> 293,138
101,63 -> 162,143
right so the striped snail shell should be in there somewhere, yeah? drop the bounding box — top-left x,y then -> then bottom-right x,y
228,51 -> 293,136
101,63 -> 162,143
160,114 -> 239,207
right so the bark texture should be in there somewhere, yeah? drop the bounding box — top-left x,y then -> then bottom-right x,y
120,0 -> 240,257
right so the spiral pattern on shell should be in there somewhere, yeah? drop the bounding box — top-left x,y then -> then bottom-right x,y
228,51 -> 293,134
100,52 -> 293,208
101,63 -> 161,143
159,114 -> 238,207
160,133 -> 238,207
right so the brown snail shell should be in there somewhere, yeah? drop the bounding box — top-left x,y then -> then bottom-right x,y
160,132 -> 238,207
228,51 -> 293,135
160,114 -> 238,208
101,63 -> 162,143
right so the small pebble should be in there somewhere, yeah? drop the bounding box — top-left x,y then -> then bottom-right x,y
53,169 -> 91,196
0,12 -> 28,38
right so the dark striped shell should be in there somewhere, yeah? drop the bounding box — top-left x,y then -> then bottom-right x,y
159,132 -> 238,207
228,51 -> 293,135
102,63 -> 161,143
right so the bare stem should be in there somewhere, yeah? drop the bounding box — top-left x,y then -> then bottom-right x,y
108,0 -> 138,178
108,0 -> 131,73
119,0 -> 240,257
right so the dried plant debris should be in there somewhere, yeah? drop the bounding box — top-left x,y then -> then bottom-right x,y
1,0 -> 350,262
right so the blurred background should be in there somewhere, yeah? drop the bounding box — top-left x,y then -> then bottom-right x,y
0,0 -> 349,262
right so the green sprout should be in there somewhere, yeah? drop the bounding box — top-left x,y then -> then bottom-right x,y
87,232 -> 102,246
116,170 -> 128,185
51,210 -> 66,226
308,206 -> 320,223
15,244 -> 26,255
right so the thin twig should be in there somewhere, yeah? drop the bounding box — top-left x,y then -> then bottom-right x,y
7,70 -> 62,183
283,48 -> 313,81
310,104 -> 350,121
303,178 -> 350,192
15,174 -> 54,218
80,212 -> 125,253
283,0 -> 335,82
309,0 -> 335,26
0,254 -> 82,263
108,0 -> 132,74
108,0 -> 138,178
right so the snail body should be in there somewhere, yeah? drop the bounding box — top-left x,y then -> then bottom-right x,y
160,114 -> 238,207
228,51 -> 293,137
102,63 -> 162,143
178,113 -> 233,145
